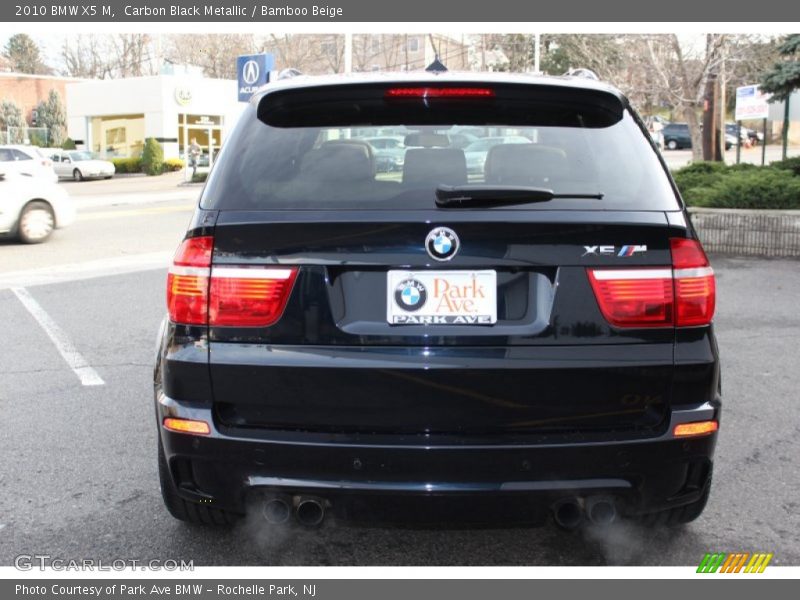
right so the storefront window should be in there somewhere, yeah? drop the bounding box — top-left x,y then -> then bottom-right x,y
178,114 -> 224,166
90,114 -> 145,158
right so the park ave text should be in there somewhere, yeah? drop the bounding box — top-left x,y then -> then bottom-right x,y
16,584 -> 317,597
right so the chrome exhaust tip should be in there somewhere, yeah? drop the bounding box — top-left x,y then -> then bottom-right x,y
262,496 -> 291,524
553,498 -> 584,530
585,496 -> 617,526
295,497 -> 325,527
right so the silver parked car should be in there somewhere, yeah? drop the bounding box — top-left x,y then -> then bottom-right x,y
49,150 -> 115,181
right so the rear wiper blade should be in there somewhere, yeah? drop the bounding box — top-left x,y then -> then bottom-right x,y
435,185 -> 604,208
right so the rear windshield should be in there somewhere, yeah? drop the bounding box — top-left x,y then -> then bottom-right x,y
201,84 -> 680,211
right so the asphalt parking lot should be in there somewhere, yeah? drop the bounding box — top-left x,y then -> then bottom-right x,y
0,176 -> 798,566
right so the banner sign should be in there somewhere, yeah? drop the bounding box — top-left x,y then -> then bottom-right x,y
735,85 -> 772,121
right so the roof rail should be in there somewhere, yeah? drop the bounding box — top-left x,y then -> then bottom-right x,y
563,68 -> 600,81
277,68 -> 303,80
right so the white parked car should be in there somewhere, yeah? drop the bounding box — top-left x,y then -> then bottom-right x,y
0,170 -> 76,243
0,145 -> 58,183
49,149 -> 115,181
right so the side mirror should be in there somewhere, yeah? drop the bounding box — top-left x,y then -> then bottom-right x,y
63,157 -> 71,164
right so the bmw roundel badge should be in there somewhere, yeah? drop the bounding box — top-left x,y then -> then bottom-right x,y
394,278 -> 427,312
425,227 -> 460,261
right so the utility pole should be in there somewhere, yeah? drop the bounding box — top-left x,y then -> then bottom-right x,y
719,54 -> 727,164
344,33 -> 352,74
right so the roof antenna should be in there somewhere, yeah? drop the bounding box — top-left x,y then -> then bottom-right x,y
425,56 -> 448,73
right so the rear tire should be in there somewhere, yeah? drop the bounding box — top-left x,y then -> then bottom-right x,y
666,139 -> 678,150
73,169 -> 83,182
17,201 -> 55,244
637,486 -> 710,527
158,437 -> 238,526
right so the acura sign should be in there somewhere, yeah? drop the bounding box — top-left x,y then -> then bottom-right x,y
237,53 -> 274,102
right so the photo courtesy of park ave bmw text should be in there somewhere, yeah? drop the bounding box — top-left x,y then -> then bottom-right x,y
0,0 -> 799,595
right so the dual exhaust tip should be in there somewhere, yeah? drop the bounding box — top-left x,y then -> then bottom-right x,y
553,496 -> 617,530
264,493 -> 616,529
263,495 -> 325,527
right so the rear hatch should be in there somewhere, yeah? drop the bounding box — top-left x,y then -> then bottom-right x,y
197,79 -> 689,438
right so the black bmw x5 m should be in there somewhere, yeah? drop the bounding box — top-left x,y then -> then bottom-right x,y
154,73 -> 720,529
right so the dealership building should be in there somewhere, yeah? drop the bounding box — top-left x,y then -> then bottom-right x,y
65,68 -> 246,163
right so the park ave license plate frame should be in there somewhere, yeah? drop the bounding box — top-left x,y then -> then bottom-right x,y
386,270 -> 497,325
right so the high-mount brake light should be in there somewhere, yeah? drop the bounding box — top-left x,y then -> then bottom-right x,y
385,87 -> 495,99
166,236 -> 298,327
587,238 -> 715,328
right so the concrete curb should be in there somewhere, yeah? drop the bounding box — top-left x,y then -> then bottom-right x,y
689,207 -> 800,258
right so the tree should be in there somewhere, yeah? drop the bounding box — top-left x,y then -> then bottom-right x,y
61,34 -> 158,79
541,35 -> 626,79
352,35 -> 406,72
3,33 -> 49,74
483,34 -> 535,72
34,90 -> 67,147
166,34 -> 257,79
61,35 -> 113,79
761,34 -> 800,160
0,99 -> 25,143
640,34 -> 729,161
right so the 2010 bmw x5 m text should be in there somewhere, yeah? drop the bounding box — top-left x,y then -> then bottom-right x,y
154,72 -> 720,530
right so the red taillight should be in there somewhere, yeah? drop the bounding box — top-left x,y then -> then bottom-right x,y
587,269 -> 674,327
670,238 -> 709,269
209,267 -> 298,327
587,238 -> 715,329
385,87 -> 495,99
166,236 -> 298,327
167,236 -> 212,325
671,238 -> 715,326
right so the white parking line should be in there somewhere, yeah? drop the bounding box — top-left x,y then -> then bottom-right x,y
0,251 -> 172,290
10,287 -> 105,387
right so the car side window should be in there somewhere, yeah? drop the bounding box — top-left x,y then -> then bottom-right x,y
0,149 -> 12,161
12,150 -> 32,161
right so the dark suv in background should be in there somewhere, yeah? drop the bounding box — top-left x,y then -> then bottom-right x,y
154,73 -> 720,530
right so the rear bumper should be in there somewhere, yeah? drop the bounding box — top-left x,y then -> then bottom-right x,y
156,391 -> 719,519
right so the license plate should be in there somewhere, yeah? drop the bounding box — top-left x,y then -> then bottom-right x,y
386,270 -> 497,325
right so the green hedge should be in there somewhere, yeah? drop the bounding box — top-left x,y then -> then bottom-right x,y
770,156 -> 800,177
673,161 -> 800,209
141,138 -> 164,176
110,157 -> 142,173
